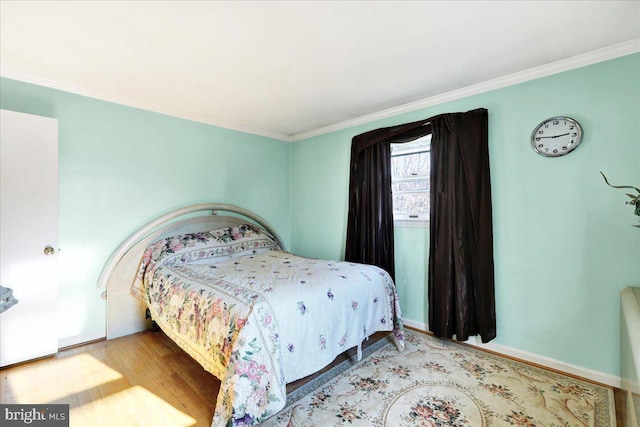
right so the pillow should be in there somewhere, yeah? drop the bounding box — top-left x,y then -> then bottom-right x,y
131,223 -> 280,298
187,223 -> 281,264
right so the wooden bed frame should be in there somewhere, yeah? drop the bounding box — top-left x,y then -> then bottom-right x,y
97,203 -> 285,340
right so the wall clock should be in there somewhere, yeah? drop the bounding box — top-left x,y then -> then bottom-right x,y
531,116 -> 583,157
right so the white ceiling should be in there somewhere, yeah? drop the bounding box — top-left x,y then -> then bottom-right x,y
1,1 -> 639,141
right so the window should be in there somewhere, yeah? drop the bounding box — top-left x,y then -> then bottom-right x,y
391,134 -> 431,223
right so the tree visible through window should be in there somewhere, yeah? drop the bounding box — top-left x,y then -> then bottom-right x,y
391,134 -> 431,221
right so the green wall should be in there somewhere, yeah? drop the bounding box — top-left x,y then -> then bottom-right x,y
1,53 -> 638,379
290,53 -> 640,378
0,78 -> 291,343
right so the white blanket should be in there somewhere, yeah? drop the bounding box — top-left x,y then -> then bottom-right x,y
132,226 -> 404,426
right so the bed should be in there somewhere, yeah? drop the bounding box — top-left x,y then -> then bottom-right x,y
97,204 -> 404,427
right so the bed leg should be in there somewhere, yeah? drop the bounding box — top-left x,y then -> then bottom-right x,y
145,308 -> 160,332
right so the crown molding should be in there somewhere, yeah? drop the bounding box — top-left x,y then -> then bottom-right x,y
289,38 -> 640,142
2,39 -> 638,144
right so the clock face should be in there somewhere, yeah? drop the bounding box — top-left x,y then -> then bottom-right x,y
531,117 -> 583,157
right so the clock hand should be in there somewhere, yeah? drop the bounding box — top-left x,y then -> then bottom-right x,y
537,133 -> 570,139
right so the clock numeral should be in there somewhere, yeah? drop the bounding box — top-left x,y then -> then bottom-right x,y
544,124 -> 549,128
535,137 -> 541,141
569,125 -> 575,130
538,130 -> 544,134
538,144 -> 544,148
553,120 -> 559,125
562,146 -> 568,150
571,132 -> 577,137
553,149 -> 558,153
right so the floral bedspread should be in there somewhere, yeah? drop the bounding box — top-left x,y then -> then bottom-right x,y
131,224 -> 404,427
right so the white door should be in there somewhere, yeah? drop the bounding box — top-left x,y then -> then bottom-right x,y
0,109 -> 59,367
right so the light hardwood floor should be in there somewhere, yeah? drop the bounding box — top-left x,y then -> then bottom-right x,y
0,330 -> 384,427
1,331 -> 219,427
1,329 -> 625,426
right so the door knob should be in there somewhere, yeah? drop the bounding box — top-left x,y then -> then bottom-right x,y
43,246 -> 56,256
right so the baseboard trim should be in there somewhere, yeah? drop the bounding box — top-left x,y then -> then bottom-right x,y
58,331 -> 105,350
402,319 -> 621,388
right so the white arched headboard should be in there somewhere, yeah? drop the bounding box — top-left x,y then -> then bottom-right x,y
98,203 -> 285,339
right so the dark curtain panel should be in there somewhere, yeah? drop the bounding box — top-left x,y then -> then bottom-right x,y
345,141 -> 395,277
428,108 -> 496,343
345,118 -> 433,279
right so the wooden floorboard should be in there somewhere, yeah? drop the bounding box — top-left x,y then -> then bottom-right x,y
613,386 -> 627,427
0,330 -> 386,427
1,329 -> 624,426
1,331 -> 219,427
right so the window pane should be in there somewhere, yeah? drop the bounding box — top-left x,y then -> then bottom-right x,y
393,191 -> 430,216
391,134 -> 431,220
391,151 -> 430,178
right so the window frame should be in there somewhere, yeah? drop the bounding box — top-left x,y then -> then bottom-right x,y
390,135 -> 431,227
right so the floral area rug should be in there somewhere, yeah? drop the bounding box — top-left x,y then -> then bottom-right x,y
264,330 -> 615,426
